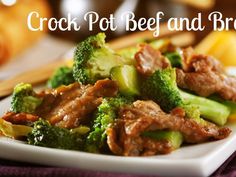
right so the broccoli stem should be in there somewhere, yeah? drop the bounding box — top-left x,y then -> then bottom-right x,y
142,130 -> 183,150
224,101 -> 236,121
110,65 -> 140,96
209,96 -> 236,121
179,90 -> 231,126
223,101 -> 236,115
209,95 -> 236,115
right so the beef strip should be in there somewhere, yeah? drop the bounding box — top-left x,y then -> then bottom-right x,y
134,44 -> 170,76
176,69 -> 222,97
2,112 -> 39,125
180,47 -> 224,73
107,100 -> 231,156
106,122 -> 172,156
122,101 -> 230,142
176,52 -> 236,101
36,80 -> 118,128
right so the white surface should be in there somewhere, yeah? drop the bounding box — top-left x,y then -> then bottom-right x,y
0,35 -> 74,80
0,97 -> 236,177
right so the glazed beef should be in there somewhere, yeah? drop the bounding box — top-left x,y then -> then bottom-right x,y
36,80 -> 118,128
107,100 -> 231,156
2,112 -> 39,125
107,125 -> 172,156
181,48 -> 224,73
134,44 -> 170,76
176,51 -> 236,101
176,69 -> 222,97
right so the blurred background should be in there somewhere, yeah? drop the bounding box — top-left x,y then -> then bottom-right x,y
0,0 -> 235,81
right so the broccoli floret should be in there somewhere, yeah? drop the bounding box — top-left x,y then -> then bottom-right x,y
86,96 -> 133,152
142,68 -> 183,112
141,68 -> 231,125
47,66 -> 75,88
164,52 -> 182,68
182,104 -> 207,125
27,119 -> 84,150
11,83 -> 42,114
73,33 -> 128,84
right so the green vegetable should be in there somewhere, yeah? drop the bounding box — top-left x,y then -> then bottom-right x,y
183,105 -> 207,125
11,83 -> 42,114
0,119 -> 32,138
47,66 -> 75,88
110,65 -> 140,96
141,68 -> 230,125
141,68 -> 182,112
149,39 -> 171,51
73,33 -> 129,84
70,126 -> 90,135
222,101 -> 236,115
86,96 -> 133,152
209,95 -> 236,115
27,119 -> 84,150
164,52 -> 182,68
117,47 -> 137,64
180,90 -> 230,126
142,130 -> 183,150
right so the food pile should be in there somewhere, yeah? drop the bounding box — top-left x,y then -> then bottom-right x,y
1,33 -> 236,156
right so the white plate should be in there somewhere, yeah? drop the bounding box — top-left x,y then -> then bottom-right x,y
0,97 -> 236,177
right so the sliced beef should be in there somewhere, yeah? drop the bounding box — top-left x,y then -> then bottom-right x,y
220,76 -> 236,101
176,52 -> 236,101
107,100 -> 231,156
107,122 -> 172,156
134,44 -> 170,76
2,112 -> 39,125
180,48 -> 224,73
36,80 -> 118,128
122,100 -> 230,142
176,69 -> 222,97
